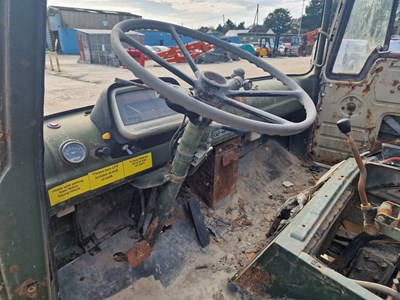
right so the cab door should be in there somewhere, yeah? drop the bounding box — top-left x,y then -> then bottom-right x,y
311,0 -> 400,163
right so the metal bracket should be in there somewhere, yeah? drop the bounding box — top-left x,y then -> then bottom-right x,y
192,146 -> 213,167
314,31 -> 329,68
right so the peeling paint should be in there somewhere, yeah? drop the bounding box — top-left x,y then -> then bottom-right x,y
235,265 -> 271,295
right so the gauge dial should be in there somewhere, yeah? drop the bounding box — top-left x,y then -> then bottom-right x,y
60,141 -> 87,164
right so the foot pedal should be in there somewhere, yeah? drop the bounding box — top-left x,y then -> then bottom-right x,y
187,198 -> 210,248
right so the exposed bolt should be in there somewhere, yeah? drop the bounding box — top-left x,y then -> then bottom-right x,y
346,102 -> 356,112
390,90 -> 395,94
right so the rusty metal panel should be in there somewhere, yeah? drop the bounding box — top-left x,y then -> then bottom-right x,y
312,58 -> 400,164
187,137 -> 240,207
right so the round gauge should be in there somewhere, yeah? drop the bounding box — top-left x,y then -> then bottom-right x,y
60,140 -> 88,165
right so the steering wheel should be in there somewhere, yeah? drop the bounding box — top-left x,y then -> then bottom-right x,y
111,19 -> 317,136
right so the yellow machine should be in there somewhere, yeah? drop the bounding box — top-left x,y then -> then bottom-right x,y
256,37 -> 273,57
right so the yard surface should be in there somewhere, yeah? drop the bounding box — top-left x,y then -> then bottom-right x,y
44,55 -> 311,115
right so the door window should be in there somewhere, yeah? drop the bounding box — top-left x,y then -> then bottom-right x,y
332,0 -> 394,74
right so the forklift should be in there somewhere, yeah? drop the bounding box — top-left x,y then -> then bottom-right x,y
255,37 -> 273,57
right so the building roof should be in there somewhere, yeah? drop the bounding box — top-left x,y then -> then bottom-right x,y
48,6 -> 141,18
224,29 -> 250,37
76,29 -> 144,35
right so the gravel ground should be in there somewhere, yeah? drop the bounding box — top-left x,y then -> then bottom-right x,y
44,55 -> 311,115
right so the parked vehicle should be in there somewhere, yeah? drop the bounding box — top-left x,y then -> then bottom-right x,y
195,46 -> 239,63
1,1 -> 400,299
255,37 -> 273,57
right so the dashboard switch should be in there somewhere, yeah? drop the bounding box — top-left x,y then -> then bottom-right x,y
122,144 -> 133,155
95,147 -> 111,157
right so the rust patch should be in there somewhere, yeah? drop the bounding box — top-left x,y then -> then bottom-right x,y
9,265 -> 19,273
163,208 -> 180,228
235,266 -> 270,295
16,279 -> 38,299
335,82 -> 358,91
371,66 -> 384,75
366,109 -> 372,121
187,138 -> 240,207
143,217 -> 159,242
368,138 -> 382,154
127,240 -> 152,267
362,84 -> 371,94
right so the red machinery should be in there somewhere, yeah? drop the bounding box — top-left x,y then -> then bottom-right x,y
127,47 -> 145,66
301,29 -> 320,56
150,41 -> 214,63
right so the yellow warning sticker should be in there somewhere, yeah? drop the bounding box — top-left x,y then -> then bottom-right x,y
123,152 -> 153,177
88,162 -> 125,189
48,152 -> 153,206
48,176 -> 90,206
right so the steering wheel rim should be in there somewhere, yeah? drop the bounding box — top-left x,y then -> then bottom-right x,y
111,19 -> 317,136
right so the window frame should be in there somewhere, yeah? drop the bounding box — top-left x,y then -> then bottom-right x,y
325,0 -> 399,81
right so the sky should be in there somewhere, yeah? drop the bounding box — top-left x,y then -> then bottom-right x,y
47,0 -> 309,29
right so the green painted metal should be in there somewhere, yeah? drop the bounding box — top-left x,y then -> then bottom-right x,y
232,158 -> 382,299
0,0 -> 51,299
233,243 -> 373,300
145,120 -> 208,246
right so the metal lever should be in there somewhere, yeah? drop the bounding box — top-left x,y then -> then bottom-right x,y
336,119 -> 379,236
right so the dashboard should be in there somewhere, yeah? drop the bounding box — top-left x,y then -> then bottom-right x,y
43,79 -> 300,215
110,86 -> 185,140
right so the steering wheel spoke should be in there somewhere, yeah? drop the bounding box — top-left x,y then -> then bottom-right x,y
169,27 -> 199,75
111,19 -> 317,136
117,28 -> 196,87
220,96 -> 291,124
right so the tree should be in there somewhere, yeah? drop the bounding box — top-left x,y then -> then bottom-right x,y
237,22 -> 245,29
301,0 -> 324,32
216,24 -> 224,33
301,0 -> 339,33
224,19 -> 236,32
263,8 -> 292,33
197,26 -> 210,33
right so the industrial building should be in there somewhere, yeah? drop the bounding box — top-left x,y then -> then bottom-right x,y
47,6 -> 142,54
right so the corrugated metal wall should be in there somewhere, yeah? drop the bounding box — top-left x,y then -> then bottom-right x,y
59,10 -> 139,30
